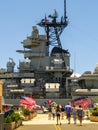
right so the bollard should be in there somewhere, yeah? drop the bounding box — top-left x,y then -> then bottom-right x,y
0,113 -> 4,130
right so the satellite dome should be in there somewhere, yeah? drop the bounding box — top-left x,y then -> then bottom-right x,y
51,47 -> 69,55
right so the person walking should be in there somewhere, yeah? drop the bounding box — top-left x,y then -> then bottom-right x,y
65,103 -> 72,124
56,104 -> 61,125
72,105 -> 77,124
51,106 -> 56,120
61,105 -> 65,120
77,105 -> 83,126
48,105 -> 52,120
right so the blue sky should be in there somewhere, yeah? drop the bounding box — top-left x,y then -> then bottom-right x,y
0,0 -> 98,74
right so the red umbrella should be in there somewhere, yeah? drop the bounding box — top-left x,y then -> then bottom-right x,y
25,97 -> 36,105
20,99 -> 31,106
32,104 -> 41,109
72,98 -> 91,109
82,98 -> 91,109
20,96 -> 38,111
47,100 -> 53,105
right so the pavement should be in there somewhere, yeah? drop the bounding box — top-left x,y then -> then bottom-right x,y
22,113 -> 98,125
15,114 -> 98,130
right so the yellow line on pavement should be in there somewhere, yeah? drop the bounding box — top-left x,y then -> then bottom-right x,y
53,124 -> 61,130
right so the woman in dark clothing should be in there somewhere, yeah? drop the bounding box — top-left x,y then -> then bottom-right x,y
61,105 -> 65,120
77,105 -> 83,125
56,105 -> 61,125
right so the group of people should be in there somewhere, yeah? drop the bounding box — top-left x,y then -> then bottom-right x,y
48,103 -> 84,126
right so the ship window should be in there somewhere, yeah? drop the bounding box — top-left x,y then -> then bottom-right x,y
21,78 -> 35,83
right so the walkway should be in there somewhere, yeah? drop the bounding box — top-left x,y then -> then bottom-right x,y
15,114 -> 98,130
22,114 -> 98,125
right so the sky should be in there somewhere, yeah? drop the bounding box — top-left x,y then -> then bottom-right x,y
0,0 -> 98,74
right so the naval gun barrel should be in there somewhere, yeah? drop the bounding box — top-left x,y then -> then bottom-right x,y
16,50 -> 32,53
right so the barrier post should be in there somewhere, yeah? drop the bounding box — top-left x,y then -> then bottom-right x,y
0,82 -> 4,130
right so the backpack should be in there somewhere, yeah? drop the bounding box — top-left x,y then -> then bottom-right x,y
78,109 -> 82,117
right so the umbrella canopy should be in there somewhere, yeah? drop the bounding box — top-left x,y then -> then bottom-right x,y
47,100 -> 53,105
70,97 -> 92,110
20,96 -> 40,111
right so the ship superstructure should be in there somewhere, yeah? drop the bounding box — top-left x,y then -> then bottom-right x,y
0,0 -> 73,100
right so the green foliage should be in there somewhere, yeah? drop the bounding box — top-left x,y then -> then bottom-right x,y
11,112 -> 21,123
4,111 -> 22,123
23,108 -> 30,116
4,115 -> 13,123
91,107 -> 98,116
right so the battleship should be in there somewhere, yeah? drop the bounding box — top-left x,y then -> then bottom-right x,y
0,0 -> 98,105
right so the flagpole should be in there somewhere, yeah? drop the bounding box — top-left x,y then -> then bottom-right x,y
0,81 -> 3,113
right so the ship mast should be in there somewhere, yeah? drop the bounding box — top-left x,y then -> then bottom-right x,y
38,0 -> 68,67
64,0 -> 67,23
